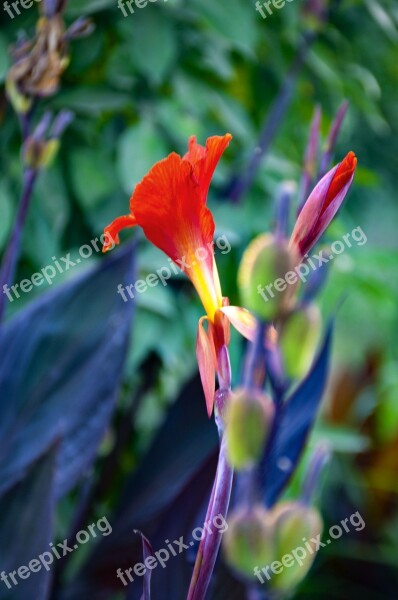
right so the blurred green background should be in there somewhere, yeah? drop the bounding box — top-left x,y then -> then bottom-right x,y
1,0 -> 398,598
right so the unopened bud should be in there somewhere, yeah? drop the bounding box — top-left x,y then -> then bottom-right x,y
224,506 -> 274,577
225,388 -> 274,470
280,306 -> 321,379
23,138 -> 60,170
238,234 -> 298,321
269,501 -> 323,591
301,0 -> 328,31
6,77 -> 32,115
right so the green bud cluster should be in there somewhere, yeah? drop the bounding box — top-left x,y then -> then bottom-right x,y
224,501 -> 323,591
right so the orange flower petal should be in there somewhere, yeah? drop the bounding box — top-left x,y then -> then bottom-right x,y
324,151 -> 357,210
102,214 -> 137,253
104,135 -> 232,323
130,152 -> 214,268
196,317 -> 217,417
184,134 -> 232,201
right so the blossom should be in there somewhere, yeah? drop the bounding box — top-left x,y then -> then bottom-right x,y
103,134 -> 254,415
290,151 -> 357,258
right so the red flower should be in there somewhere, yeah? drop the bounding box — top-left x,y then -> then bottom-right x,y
104,134 -> 232,321
103,134 -> 254,415
290,151 -> 357,258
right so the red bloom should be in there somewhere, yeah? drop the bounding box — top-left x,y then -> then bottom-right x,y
290,151 -> 357,258
104,134 -> 232,321
103,134 -> 254,414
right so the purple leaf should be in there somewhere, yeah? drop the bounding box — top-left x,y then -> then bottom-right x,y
133,531 -> 154,600
0,244 -> 135,499
0,447 -> 57,600
261,323 -> 334,506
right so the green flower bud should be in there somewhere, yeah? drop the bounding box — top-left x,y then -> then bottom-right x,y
238,234 -> 298,321
224,505 -> 274,578
280,306 -> 321,379
269,501 -> 323,592
225,388 -> 274,470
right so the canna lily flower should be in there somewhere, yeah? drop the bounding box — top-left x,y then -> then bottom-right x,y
290,151 -> 357,258
103,134 -> 255,415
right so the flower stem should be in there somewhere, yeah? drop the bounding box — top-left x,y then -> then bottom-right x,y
247,585 -> 270,600
0,167 -> 38,322
187,345 -> 233,600
228,32 -> 317,203
186,433 -> 233,600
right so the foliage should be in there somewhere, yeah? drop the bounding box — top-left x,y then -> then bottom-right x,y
0,0 -> 398,599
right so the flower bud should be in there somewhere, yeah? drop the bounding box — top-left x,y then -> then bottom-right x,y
6,77 -> 32,115
238,234 -> 298,321
268,501 -> 323,591
280,306 -> 321,379
225,388 -> 274,470
23,138 -> 60,170
224,506 -> 274,577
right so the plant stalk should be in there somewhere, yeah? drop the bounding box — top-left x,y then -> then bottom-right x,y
0,167 -> 38,321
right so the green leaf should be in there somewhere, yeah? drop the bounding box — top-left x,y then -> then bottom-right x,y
66,0 -> 115,17
0,34 -> 9,84
119,10 -> 178,84
365,0 -> 398,43
190,0 -> 259,55
70,149 -> 117,210
312,425 -> 371,453
117,120 -> 168,194
54,88 -> 131,115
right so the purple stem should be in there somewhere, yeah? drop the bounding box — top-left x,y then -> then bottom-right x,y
257,340 -> 286,503
275,182 -> 294,241
239,322 -> 274,599
318,100 -> 349,177
228,32 -> 316,203
243,321 -> 267,391
187,345 -> 233,600
0,167 -> 37,321
186,434 -> 233,600
298,105 -> 321,215
247,585 -> 269,600
301,443 -> 330,505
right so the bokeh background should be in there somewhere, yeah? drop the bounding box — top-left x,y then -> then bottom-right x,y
0,0 -> 398,599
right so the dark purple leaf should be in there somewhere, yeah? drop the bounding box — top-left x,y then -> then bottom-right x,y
59,375 -> 219,600
261,323 -> 334,506
0,447 -> 57,600
133,531 -> 154,600
0,244 -> 135,499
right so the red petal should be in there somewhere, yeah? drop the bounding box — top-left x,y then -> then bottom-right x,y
184,134 -> 232,201
102,214 -> 137,253
130,152 -> 215,270
185,135 -> 207,165
290,151 -> 357,258
196,317 -> 217,417
323,151 -> 357,210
